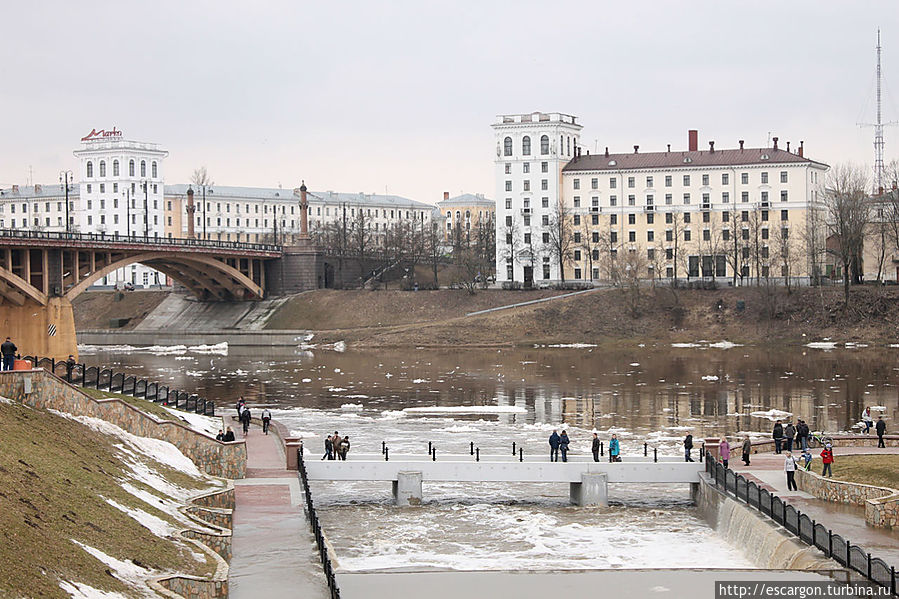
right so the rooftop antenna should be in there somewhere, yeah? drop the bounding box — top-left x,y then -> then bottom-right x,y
858,28 -> 898,193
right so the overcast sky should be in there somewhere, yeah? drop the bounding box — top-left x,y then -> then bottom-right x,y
2,1 -> 898,203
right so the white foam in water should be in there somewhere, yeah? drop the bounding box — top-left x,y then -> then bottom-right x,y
341,403 -> 364,411
806,342 -> 838,350
403,406 -> 527,415
671,343 -> 701,348
546,343 -> 597,348
708,341 -> 742,349
188,342 -> 229,355
701,375 -> 719,381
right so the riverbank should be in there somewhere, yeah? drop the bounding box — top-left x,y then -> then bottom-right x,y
75,285 -> 899,348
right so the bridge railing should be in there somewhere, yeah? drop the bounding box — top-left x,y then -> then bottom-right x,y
0,228 -> 281,253
24,355 -> 215,418
297,446 -> 341,599
704,451 -> 897,595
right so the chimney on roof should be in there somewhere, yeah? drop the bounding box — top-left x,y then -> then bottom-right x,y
799,141 -> 804,158
739,140 -> 744,151
688,129 -> 698,152
604,147 -> 609,157
709,141 -> 715,153
443,191 -> 449,201
634,145 -> 639,154
772,136 -> 779,150
786,141 -> 791,153
667,144 -> 671,152
34,184 -> 41,193
11,185 -> 18,193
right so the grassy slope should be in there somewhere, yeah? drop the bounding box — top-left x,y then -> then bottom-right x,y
73,290 -> 170,331
831,455 -> 899,491
0,398 -> 217,598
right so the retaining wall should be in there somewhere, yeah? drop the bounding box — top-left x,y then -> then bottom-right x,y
0,369 -> 246,479
795,469 -> 899,529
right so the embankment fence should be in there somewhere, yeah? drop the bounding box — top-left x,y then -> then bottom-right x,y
297,447 -> 340,599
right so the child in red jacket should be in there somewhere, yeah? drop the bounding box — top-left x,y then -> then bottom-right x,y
820,444 -> 834,477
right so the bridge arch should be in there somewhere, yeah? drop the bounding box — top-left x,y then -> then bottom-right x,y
0,267 -> 48,306
64,252 -> 264,301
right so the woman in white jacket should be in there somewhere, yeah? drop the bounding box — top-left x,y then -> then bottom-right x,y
784,452 -> 798,491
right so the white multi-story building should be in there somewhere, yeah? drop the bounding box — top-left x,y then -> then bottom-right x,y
492,112 -> 582,283
494,112 -> 830,287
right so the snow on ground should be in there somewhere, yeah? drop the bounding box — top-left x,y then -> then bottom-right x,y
403,406 -> 527,415
72,540 -> 156,593
59,580 -> 131,599
749,408 -> 793,421
161,407 -> 221,436
0,395 -> 12,404
103,497 -> 176,537
77,343 -> 227,356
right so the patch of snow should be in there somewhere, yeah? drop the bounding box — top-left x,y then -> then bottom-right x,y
302,378 -> 312,383
161,406 -> 221,436
59,580 -> 130,599
379,410 -> 407,420
701,375 -> 719,381
103,497 -> 175,537
0,395 -> 12,405
708,341 -> 742,349
403,405 -> 527,415
328,387 -> 348,392
546,343 -> 598,348
749,408 -> 793,421
344,394 -> 369,399
629,363 -> 640,367
411,379 -> 429,384
72,540 -> 155,587
671,343 -> 701,348
806,342 -> 838,350
340,403 -> 364,411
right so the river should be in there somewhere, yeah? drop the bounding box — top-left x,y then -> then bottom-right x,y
78,341 -> 898,572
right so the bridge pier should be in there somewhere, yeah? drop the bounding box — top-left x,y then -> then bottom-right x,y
392,471 -> 423,506
0,297 -> 77,361
569,472 -> 609,507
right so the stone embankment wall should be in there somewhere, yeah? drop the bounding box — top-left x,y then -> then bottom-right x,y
795,469 -> 899,529
0,369 -> 246,479
692,474 -> 836,570
747,436 -> 898,452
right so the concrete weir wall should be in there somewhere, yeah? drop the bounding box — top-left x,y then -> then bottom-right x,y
692,474 -> 835,570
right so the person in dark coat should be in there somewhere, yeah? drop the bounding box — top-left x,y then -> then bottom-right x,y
876,417 -> 886,448
240,407 -> 251,435
222,427 -> 235,442
772,420 -> 784,454
338,436 -> 350,460
322,434 -> 333,460
548,430 -> 560,462
261,408 -> 272,435
684,433 -> 694,462
591,433 -> 600,462
796,420 -> 809,452
559,430 -> 570,462
784,422 -> 796,452
215,429 -> 224,441
741,437 -> 752,466
1,337 -> 17,371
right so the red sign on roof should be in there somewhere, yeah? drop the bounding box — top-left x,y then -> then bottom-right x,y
81,127 -> 123,141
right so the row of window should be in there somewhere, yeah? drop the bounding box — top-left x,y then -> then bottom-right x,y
0,201 -> 74,214
509,257 -> 794,281
503,134 -> 574,157
505,209 -> 790,229
506,189 -> 791,209
570,171 -> 791,191
85,159 -> 158,179
504,162 -> 550,174
85,182 -> 158,195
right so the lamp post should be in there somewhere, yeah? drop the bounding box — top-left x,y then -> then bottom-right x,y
58,170 -> 73,234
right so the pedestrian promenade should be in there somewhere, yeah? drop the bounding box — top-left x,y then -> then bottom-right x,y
730,446 -> 899,567
229,425 -> 329,598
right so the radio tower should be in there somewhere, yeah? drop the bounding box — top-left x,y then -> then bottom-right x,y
859,29 -> 898,194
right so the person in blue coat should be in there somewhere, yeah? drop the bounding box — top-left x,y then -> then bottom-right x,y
548,430 -> 561,462
609,434 -> 621,462
559,430 -> 571,462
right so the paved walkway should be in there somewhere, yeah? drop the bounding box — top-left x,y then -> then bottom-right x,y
229,424 -> 329,598
730,446 -> 899,567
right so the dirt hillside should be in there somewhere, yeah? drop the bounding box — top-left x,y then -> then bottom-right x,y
73,290 -> 170,330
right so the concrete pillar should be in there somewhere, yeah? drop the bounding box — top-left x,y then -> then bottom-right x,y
569,472 -> 608,507
0,296 -> 78,361
392,471 -> 423,506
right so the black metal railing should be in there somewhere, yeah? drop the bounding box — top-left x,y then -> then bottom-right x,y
705,452 -> 897,595
0,228 -> 281,253
24,355 -> 215,417
297,447 -> 341,599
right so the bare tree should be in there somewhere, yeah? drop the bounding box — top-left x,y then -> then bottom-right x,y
191,166 -> 214,187
825,163 -> 870,306
544,201 -> 574,282
773,220 -> 801,293
498,215 -> 523,285
424,219 -> 444,288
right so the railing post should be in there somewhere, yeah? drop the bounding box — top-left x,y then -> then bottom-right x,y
700,444 -> 705,462
828,530 -> 833,558
512,441 -> 516,456
382,441 -> 386,455
519,448 -> 523,462
432,448 -> 436,461
475,448 -> 480,462
644,442 -> 647,457
470,441 -> 474,455
654,448 -> 657,463
428,441 -> 432,455
867,553 -> 871,580
890,566 -> 895,594
384,447 -> 389,462
811,519 -> 816,546
600,441 -> 604,456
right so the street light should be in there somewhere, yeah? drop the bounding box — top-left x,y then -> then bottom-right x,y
58,170 -> 73,234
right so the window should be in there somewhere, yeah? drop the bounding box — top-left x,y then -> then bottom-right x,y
543,262 -> 550,279
505,215 -> 512,226
541,162 -> 548,173
99,183 -> 105,193
627,177 -> 635,188
523,181 -> 530,191
683,213 -> 691,224
541,179 -> 548,191
99,161 -> 106,177
722,192 -> 730,203
140,160 -> 146,177
591,214 -> 598,225
523,215 -> 530,226
646,213 -> 654,224
541,197 -> 549,208
610,195 -> 617,207
113,160 -> 119,176
573,196 -> 581,208
665,193 -> 672,205
505,181 -> 512,192
542,232 -> 549,243
684,230 -> 691,241
683,193 -> 690,204
782,227 -> 789,239
742,229 -> 749,240
610,177 -> 617,189
741,211 -> 749,222
647,230 -> 654,242
523,163 -> 530,173
628,195 -> 635,206
505,199 -> 512,209
646,176 -> 654,187
665,212 -> 673,224
762,210 -> 769,221
722,173 -> 729,185
628,231 -> 636,242
723,211 -> 730,222
506,233 -> 513,244
113,183 -> 118,193
574,250 -> 581,260
591,178 -> 598,189
780,171 -> 788,183
573,214 -> 581,225
610,231 -> 618,243
762,228 -> 769,240
86,161 -> 93,177
741,173 -> 749,184
574,232 -> 581,243
702,193 -> 710,205
573,179 -> 580,190
503,137 -> 512,156
781,209 -> 789,221
781,190 -> 788,202
761,191 -> 769,204
505,163 -> 511,174
628,214 -> 636,225
153,184 -> 157,194
741,191 -> 749,203
114,198 -> 119,208
522,136 -> 531,155
683,175 -> 691,186
592,231 -> 599,243
524,233 -> 531,244
129,159 -> 135,176
610,214 -> 617,225
542,215 -> 549,226
761,172 -> 768,184
723,229 -> 730,241
647,248 -> 655,261
540,135 -> 549,155
665,175 -> 672,187
702,174 -> 709,186
702,211 -> 710,223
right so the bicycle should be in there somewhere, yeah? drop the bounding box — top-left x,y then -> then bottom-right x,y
807,431 -> 833,449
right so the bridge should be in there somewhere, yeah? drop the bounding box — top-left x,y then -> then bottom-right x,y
302,453 -> 704,506
0,230 -> 291,360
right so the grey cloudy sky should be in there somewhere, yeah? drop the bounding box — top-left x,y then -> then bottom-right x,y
2,1 -> 898,203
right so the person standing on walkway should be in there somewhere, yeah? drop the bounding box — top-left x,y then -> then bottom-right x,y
609,434 -> 620,462
241,406 -> 252,435
772,420 -> 784,454
719,437 -> 730,468
1,337 -> 17,371
684,433 -> 694,462
559,430 -> 571,462
741,437 -> 752,466
548,430 -> 560,462
591,433 -> 600,462
65,354 -> 77,382
820,443 -> 834,477
876,417 -> 886,448
236,396 -> 245,418
784,421 -> 796,453
784,452 -> 798,491
261,408 -> 272,435
322,434 -> 333,460
797,420 -> 809,452
862,407 -> 874,434
338,436 -> 350,460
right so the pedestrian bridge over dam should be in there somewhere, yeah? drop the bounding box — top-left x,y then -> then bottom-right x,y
302,453 -> 704,506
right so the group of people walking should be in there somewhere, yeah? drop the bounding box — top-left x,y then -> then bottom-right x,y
548,430 -> 621,462
234,397 -> 272,436
771,419 -> 812,453
322,431 -> 351,460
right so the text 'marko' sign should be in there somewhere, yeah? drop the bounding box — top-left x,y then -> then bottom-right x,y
81,127 -> 123,141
